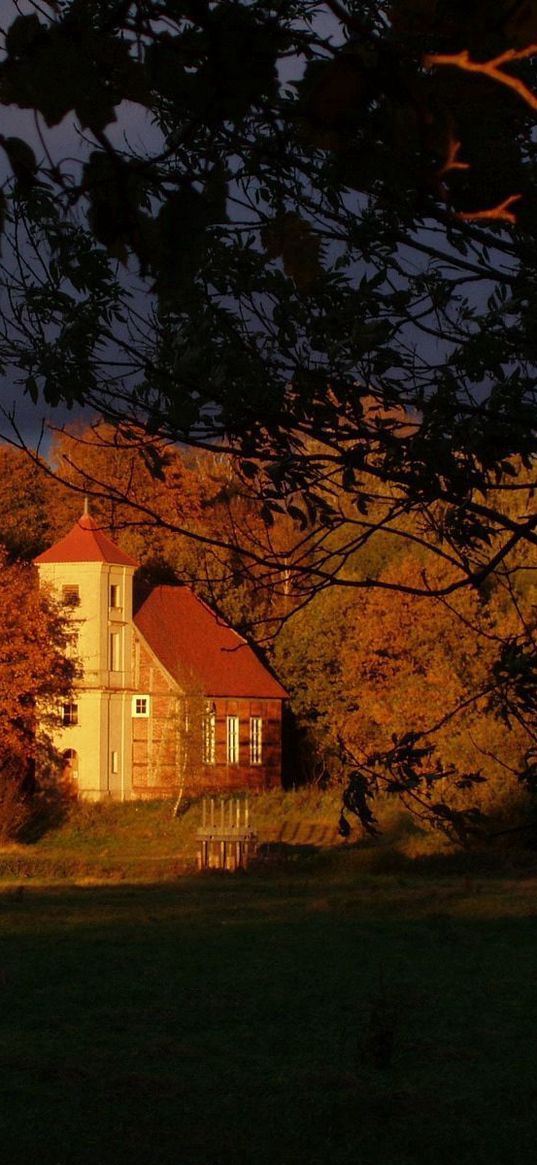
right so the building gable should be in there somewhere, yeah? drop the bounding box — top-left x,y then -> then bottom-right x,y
134,585 -> 288,700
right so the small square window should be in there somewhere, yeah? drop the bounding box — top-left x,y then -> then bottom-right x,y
62,585 -> 79,607
62,703 -> 78,726
132,695 -> 150,718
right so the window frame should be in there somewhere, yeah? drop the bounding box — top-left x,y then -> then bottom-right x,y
250,716 -> 263,765
62,702 -> 79,727
109,583 -> 121,609
132,695 -> 150,718
109,631 -> 121,672
226,715 -> 240,765
61,585 -> 80,607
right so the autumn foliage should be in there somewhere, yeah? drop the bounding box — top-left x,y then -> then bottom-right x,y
274,543 -> 537,840
2,428 -> 537,844
0,550 -> 76,839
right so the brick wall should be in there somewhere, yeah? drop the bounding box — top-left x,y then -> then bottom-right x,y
202,696 -> 282,793
131,633 -> 283,797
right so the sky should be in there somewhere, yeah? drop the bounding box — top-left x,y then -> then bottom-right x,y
0,0 -> 494,456
0,1 -> 348,452
0,0 -> 165,450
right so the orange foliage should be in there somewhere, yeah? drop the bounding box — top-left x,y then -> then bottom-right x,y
0,445 -> 60,560
49,423 -> 208,558
0,551 -> 76,772
334,553 -> 531,817
47,422 -> 301,638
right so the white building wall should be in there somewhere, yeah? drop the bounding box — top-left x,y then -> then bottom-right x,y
37,558 -> 135,800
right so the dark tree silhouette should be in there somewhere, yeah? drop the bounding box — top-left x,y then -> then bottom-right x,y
2,0 -> 537,834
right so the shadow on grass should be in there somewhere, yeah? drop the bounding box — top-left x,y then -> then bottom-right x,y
255,837 -> 537,880
1,878 -> 537,1164
15,780 -> 77,844
2,833 -> 537,888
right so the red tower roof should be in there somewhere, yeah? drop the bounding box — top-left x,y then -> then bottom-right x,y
134,585 -> 287,699
34,513 -> 138,567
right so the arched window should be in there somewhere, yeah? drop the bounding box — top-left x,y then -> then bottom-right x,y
63,749 -> 79,781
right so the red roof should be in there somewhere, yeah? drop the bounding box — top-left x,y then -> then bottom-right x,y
34,514 -> 137,567
134,585 -> 287,699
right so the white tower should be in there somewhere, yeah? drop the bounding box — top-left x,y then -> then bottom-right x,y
34,507 -> 138,799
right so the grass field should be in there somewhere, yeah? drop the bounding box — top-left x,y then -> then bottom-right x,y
2,824 -> 537,1165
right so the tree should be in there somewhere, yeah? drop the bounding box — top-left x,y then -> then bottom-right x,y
0,444 -> 57,560
0,550 -> 77,838
274,546 -> 537,839
0,2 -> 537,603
3,1 -> 537,834
48,420 -> 305,637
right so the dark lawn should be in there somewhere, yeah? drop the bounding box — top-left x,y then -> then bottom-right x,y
0,870 -> 536,1164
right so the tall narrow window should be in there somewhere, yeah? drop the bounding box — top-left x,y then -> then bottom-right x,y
250,717 -> 263,765
110,751 -> 119,774
62,703 -> 78,726
110,584 -> 120,609
110,631 -> 121,672
226,715 -> 239,764
203,703 -> 216,765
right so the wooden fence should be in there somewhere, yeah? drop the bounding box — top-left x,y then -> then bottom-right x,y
196,795 -> 257,871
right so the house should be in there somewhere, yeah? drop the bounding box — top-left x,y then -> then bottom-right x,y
34,507 -> 287,800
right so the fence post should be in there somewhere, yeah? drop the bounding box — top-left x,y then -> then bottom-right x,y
197,794 -> 257,871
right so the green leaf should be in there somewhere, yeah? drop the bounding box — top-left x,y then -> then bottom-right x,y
5,14 -> 44,58
152,184 -> 223,298
83,152 -> 152,264
262,212 -> 323,289
287,504 -> 309,530
0,136 -> 38,189
25,375 -> 39,404
0,16 -> 145,131
240,461 -> 258,480
260,503 -> 275,527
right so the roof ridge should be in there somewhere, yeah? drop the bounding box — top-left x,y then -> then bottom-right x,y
145,582 -> 247,644
133,584 -> 288,698
34,510 -> 138,567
